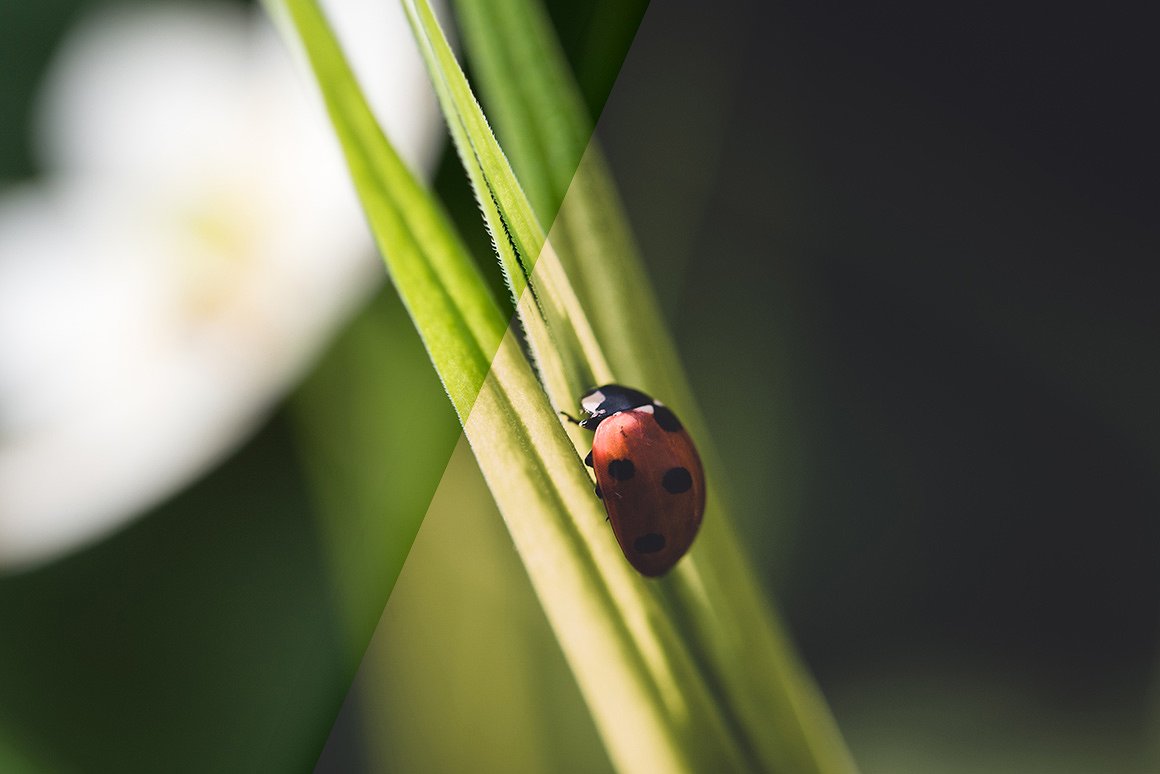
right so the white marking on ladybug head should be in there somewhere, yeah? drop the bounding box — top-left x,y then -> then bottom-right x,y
581,390 -> 605,413
637,404 -> 655,414
653,400 -> 665,407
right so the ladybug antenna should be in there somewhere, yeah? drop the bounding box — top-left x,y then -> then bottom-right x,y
559,411 -> 582,425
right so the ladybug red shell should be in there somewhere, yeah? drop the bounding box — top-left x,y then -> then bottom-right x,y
576,385 -> 705,577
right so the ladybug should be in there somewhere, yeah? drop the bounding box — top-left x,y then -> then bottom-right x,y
572,384 -> 705,577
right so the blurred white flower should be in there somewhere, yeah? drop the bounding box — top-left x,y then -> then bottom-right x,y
0,1 -> 440,570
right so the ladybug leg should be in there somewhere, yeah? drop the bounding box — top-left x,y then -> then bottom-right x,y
584,450 -> 593,467
593,485 -> 609,520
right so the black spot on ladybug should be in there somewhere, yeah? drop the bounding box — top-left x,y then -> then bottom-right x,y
607,458 -> 635,481
594,485 -> 602,499
584,450 -> 593,467
662,467 -> 693,494
653,406 -> 682,432
633,533 -> 666,554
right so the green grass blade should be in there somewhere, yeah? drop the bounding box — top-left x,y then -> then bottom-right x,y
399,0 -> 842,770
471,333 -> 755,773
267,0 -> 507,421
449,1 -> 859,772
268,1 -> 756,770
449,0 -> 606,223
449,0 -> 671,392
401,0 -> 613,405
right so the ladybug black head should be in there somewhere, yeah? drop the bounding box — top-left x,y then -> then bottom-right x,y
578,384 -> 655,429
